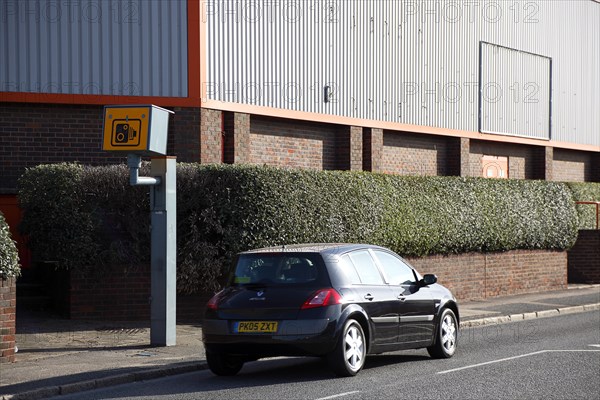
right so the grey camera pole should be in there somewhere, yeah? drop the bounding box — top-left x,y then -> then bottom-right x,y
127,154 -> 177,346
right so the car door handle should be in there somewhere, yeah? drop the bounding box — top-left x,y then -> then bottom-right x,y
364,294 -> 374,301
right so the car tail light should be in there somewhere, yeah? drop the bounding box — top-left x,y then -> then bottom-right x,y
207,291 -> 224,311
301,289 -> 342,309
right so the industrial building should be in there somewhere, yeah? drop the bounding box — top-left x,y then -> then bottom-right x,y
1,0 -> 599,245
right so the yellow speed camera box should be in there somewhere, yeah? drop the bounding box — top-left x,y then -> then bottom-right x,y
102,105 -> 173,155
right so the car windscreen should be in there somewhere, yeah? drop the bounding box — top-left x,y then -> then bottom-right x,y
228,253 -> 330,287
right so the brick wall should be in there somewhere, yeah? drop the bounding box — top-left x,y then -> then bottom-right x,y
446,137 -> 470,177
383,131 -> 449,176
335,126 -> 363,171
406,250 -> 567,301
0,103 -> 204,193
568,230 -> 600,283
249,115 -> 338,170
170,107 -> 202,162
199,108 -> 223,164
468,140 -> 537,179
65,249 -> 567,321
363,128 -> 383,172
0,103 -> 122,192
0,277 -> 16,363
593,154 -> 600,182
69,267 -> 208,321
223,111 -> 251,164
552,149 -> 593,182
70,269 -> 151,320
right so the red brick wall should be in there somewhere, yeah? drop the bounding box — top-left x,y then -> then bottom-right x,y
170,107 -> 202,162
383,131 -> 448,176
0,103 -> 122,192
335,126 -> 363,171
0,102 -> 204,193
66,250 -> 567,321
363,128 -> 383,172
199,108 -> 223,164
249,115 -> 338,170
406,250 -> 567,301
70,269 -> 151,320
468,140 -> 537,179
223,111 -> 251,164
593,154 -> 600,182
0,277 -> 16,363
568,230 -> 600,283
2,103 -> 597,192
69,267 -> 208,321
552,149 -> 594,182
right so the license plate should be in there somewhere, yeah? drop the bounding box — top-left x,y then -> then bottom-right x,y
236,321 -> 278,333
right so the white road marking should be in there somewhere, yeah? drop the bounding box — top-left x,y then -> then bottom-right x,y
438,350 -> 600,374
589,344 -> 600,348
315,391 -> 361,400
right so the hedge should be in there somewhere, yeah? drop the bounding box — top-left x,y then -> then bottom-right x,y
0,211 -> 20,279
19,163 -> 579,293
18,163 -> 149,272
567,182 -> 600,230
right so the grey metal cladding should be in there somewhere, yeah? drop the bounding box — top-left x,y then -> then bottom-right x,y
0,0 -> 188,97
479,42 -> 551,140
206,0 -> 599,147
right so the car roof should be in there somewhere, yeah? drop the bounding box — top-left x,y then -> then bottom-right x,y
240,243 -> 388,257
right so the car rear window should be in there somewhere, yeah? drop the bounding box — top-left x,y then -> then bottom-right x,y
229,253 -> 330,287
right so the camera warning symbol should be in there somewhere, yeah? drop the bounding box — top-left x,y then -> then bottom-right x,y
111,119 -> 142,146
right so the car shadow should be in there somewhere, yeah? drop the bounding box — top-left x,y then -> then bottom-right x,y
363,353 -> 431,370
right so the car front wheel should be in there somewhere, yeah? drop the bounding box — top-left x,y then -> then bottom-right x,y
427,308 -> 458,358
327,319 -> 366,377
206,352 -> 244,376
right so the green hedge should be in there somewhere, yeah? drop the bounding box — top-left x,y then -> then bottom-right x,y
19,163 -> 579,293
0,212 -> 20,279
18,163 -> 149,272
567,182 -> 600,230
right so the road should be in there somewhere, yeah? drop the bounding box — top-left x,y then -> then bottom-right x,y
55,311 -> 600,400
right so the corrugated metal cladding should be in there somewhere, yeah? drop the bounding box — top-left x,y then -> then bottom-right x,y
0,0 -> 187,97
480,42 -> 551,139
206,0 -> 599,147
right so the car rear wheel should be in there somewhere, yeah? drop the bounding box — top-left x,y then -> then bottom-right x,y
327,319 -> 366,377
206,352 -> 244,376
427,308 -> 457,358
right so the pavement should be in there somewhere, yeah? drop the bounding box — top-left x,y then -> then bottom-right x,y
0,284 -> 599,400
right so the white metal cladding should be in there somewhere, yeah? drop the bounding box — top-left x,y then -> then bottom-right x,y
0,0 -> 188,97
480,42 -> 551,140
205,0 -> 600,147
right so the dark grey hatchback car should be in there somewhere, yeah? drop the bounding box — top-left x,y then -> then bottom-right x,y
202,244 -> 459,377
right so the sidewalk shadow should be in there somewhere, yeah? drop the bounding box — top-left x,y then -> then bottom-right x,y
0,360 -> 196,396
15,344 -> 153,354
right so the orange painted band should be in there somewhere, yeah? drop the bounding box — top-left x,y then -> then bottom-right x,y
0,92 -> 201,108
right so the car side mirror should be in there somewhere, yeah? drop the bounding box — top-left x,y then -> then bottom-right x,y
421,274 -> 437,286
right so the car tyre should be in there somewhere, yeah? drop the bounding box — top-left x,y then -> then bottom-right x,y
206,352 -> 244,376
327,319 -> 366,377
427,308 -> 458,359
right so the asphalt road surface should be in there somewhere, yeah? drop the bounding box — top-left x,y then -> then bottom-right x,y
55,311 -> 600,400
